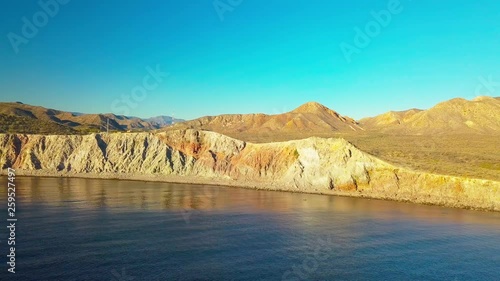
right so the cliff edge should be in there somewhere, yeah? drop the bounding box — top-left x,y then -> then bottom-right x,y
1,130 -> 498,211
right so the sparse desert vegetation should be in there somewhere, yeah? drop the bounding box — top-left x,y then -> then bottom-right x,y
0,114 -> 77,135
344,134 -> 500,182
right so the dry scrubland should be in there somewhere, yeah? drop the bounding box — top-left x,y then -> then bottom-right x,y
345,134 -> 500,182
218,131 -> 500,182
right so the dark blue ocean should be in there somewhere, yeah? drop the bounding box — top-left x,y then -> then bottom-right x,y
1,177 -> 499,280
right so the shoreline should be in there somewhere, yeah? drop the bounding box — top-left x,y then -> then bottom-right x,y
6,169 -> 499,213
1,131 -> 498,213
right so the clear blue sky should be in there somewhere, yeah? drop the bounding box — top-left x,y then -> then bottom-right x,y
1,0 -> 499,120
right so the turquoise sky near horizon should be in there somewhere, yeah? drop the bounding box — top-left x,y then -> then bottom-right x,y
0,0 -> 499,120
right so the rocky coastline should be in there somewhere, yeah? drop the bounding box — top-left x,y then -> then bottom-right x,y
1,130 -> 498,211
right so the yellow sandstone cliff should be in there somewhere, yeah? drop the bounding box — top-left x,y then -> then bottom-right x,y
1,130 -> 498,211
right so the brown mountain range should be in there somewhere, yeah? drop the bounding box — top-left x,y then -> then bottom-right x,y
0,102 -> 181,134
166,101 -> 364,141
360,96 -> 500,134
2,96 -> 499,137
166,96 -> 500,141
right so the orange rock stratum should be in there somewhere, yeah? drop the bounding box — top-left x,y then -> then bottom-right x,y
1,129 -> 498,211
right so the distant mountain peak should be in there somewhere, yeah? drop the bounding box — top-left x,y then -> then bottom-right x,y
291,102 -> 336,114
164,100 -> 361,138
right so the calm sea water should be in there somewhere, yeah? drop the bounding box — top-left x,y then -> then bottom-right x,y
1,177 -> 499,281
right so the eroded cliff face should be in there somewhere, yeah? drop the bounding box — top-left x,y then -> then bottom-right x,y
0,130 -> 498,211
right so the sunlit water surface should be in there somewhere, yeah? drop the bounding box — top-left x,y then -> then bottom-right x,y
1,177 -> 499,280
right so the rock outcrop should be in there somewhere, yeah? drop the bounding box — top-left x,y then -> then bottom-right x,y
1,130 -> 498,211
